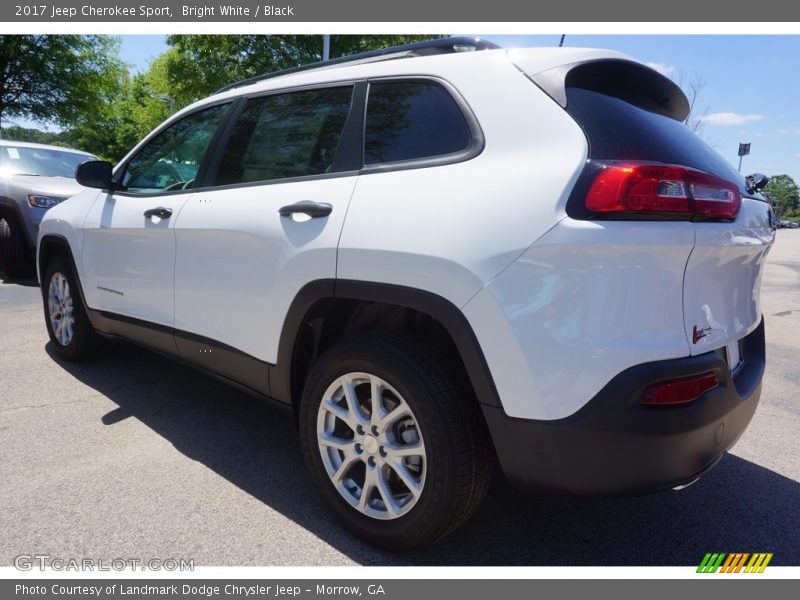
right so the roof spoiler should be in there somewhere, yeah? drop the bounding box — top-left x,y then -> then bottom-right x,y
529,59 -> 690,122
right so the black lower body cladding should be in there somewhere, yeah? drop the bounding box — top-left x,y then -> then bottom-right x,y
484,318 -> 765,496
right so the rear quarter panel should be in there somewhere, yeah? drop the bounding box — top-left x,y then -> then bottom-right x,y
337,55 -> 588,307
684,198 -> 774,353
465,218 -> 695,420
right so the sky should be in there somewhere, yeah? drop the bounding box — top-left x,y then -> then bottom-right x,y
480,35 -> 800,182
16,34 -> 800,182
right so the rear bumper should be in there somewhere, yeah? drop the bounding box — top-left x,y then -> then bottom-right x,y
484,317 -> 765,496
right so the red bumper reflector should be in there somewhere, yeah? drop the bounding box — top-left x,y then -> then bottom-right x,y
641,372 -> 720,406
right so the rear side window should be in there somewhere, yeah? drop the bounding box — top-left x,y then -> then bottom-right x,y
566,87 -> 744,191
365,81 -> 471,165
216,86 -> 353,185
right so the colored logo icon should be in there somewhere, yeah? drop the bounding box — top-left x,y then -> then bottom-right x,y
697,552 -> 773,573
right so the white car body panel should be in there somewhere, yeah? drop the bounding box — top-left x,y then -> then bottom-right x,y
684,198 -> 774,354
172,176 -> 358,362
507,47 -> 632,78
464,219 -> 695,420
36,187 -> 101,281
80,192 -> 193,326
338,57 -> 588,307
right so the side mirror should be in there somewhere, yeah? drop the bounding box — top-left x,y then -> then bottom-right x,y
76,160 -> 114,190
745,172 -> 769,194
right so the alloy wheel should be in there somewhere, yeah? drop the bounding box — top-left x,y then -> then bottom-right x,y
316,372 -> 426,520
48,272 -> 74,346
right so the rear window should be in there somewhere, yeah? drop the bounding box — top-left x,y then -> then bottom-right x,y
566,87 -> 745,192
365,81 -> 471,165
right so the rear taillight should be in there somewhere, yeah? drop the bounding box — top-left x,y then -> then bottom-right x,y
586,163 -> 741,219
640,372 -> 719,407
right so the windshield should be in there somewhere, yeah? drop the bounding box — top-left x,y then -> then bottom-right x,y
0,145 -> 95,178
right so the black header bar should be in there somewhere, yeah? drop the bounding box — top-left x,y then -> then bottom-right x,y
3,0 -> 800,22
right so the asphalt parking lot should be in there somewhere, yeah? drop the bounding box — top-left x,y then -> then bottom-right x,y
1,232 -> 799,567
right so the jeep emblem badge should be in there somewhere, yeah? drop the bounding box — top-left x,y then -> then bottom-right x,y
693,325 -> 713,344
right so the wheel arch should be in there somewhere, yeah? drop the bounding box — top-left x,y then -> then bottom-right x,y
271,279 -> 503,412
0,197 -> 33,247
38,235 -> 84,299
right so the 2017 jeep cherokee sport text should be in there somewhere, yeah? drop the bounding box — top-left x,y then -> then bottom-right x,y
36,39 -> 774,549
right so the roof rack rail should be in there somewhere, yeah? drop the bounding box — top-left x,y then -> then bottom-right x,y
214,37 -> 501,94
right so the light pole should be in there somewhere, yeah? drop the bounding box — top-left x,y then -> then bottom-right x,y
322,35 -> 330,62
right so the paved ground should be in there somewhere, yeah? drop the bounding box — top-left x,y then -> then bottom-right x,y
1,233 -> 799,567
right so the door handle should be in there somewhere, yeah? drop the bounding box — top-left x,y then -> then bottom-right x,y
144,207 -> 173,219
278,201 -> 332,219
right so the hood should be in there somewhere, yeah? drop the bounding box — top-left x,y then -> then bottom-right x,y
5,175 -> 86,199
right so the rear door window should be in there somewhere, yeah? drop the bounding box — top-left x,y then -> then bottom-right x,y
364,81 -> 471,165
215,86 -> 354,185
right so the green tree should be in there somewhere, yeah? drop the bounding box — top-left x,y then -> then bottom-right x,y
763,174 -> 799,218
67,35 -> 444,161
0,35 -> 124,134
0,124 -> 71,146
9,35 -> 447,162
162,35 -> 442,109
67,61 -> 175,162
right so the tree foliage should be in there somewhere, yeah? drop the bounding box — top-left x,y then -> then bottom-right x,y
161,35 -> 441,109
763,174 -> 800,218
0,124 -> 71,146
676,71 -> 709,134
67,58 -> 176,161
2,35 -> 443,162
0,35 -> 124,130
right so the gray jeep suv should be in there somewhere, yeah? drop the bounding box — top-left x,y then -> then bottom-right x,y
0,140 -> 95,278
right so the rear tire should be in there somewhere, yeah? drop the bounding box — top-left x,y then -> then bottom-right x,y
298,334 -> 492,549
42,255 -> 97,361
0,217 -> 33,279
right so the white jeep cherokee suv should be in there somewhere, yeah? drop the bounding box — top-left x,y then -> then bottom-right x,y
37,39 -> 774,549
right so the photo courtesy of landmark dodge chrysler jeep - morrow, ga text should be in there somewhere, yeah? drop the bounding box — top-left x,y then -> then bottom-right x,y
35,38 -> 775,549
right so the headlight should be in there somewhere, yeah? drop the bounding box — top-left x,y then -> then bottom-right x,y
27,195 -> 67,209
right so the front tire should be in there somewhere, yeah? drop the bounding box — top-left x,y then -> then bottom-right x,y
42,255 -> 97,361
299,335 -> 492,549
0,217 -> 33,279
